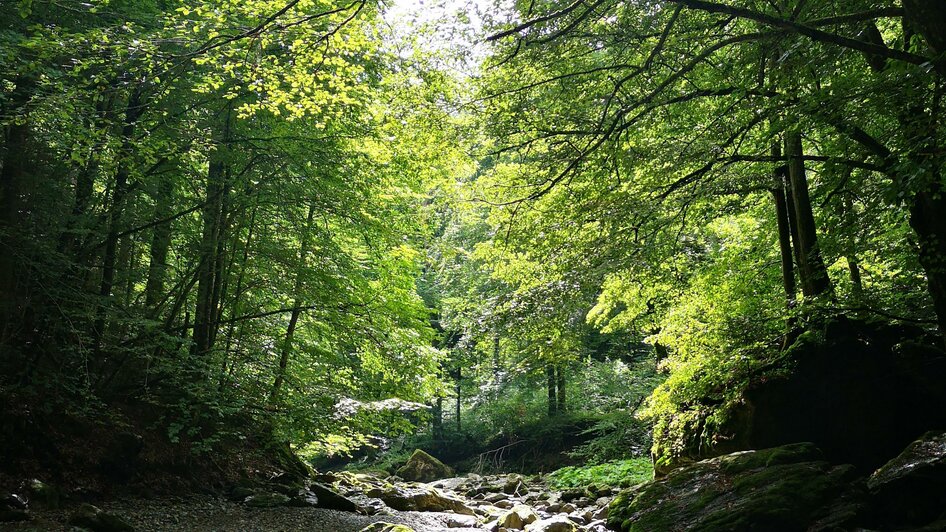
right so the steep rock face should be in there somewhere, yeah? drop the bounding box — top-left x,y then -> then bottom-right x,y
704,318 -> 946,472
608,443 -> 864,532
395,450 -> 454,483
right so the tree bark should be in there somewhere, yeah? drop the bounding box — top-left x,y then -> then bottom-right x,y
0,78 -> 31,341
771,143 -> 797,312
784,132 -> 832,298
192,108 -> 232,358
455,365 -> 461,431
92,88 -> 145,356
269,202 -> 316,405
547,363 -> 557,416
145,175 -> 174,311
555,364 -> 566,413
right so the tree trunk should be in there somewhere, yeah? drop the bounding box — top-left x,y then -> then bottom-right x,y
547,363 -> 557,417
0,78 -> 31,341
145,176 -> 174,311
784,132 -> 832,298
841,194 -> 864,301
92,88 -> 145,356
192,108 -> 232,358
771,143 -> 797,312
455,365 -> 461,431
555,365 -> 566,413
909,187 -> 946,338
269,202 -> 316,405
432,396 -> 443,440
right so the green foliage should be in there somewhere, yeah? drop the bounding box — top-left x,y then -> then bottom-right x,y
547,458 -> 653,490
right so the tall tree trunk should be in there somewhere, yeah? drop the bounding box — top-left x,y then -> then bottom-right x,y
145,175 -> 174,311
219,192 -> 260,387
909,187 -> 946,337
432,396 -> 443,440
841,194 -> 864,301
0,78 -> 31,342
270,202 -> 316,405
192,107 -> 232,358
771,143 -> 797,313
92,88 -> 145,356
555,365 -> 566,413
547,363 -> 557,417
784,132 -> 832,298
455,365 -> 461,431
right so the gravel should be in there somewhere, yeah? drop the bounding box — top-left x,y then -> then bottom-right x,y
5,496 -> 486,531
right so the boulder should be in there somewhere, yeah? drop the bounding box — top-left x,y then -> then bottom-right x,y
868,430 -> 946,527
447,514 -> 480,528
379,485 -> 475,515
0,494 -> 29,522
525,515 -> 579,532
244,492 -> 291,508
396,449 -> 454,482
25,479 -> 60,509
503,474 -> 527,494
68,503 -> 135,532
607,443 -> 864,532
309,482 -> 360,512
498,504 -> 538,529
675,319 -> 946,472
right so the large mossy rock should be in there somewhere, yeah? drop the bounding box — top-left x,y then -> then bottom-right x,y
868,430 -> 946,527
693,318 -> 946,472
608,443 -> 864,532
395,449 -> 454,482
378,485 -> 474,515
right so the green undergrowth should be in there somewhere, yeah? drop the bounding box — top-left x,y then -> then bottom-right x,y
547,458 -> 653,489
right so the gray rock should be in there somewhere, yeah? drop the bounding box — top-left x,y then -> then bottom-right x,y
360,523 -> 415,532
524,515 -> 579,532
68,503 -> 135,532
309,482 -> 360,512
379,485 -> 475,515
447,514 -> 480,528
244,492 -> 291,508
26,479 -> 60,509
868,430 -> 946,527
395,450 -> 454,482
498,504 -> 538,530
485,492 -> 509,503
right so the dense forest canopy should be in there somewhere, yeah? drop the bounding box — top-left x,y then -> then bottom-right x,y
2,0 -> 946,502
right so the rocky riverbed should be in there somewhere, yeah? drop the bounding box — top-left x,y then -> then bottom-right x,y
3,470 -> 612,531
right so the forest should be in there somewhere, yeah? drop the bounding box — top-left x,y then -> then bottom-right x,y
1,0 -> 946,531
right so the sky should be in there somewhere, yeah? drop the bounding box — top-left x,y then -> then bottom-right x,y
381,0 -> 501,74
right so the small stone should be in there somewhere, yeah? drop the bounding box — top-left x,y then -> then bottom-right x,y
494,499 -> 514,509
447,514 -> 480,527
485,492 -> 509,503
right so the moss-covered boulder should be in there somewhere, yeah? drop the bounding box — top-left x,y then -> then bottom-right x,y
608,443 -> 864,532
395,449 -> 454,482
378,485 -> 474,515
655,318 -> 946,473
868,430 -> 946,527
244,492 -> 291,508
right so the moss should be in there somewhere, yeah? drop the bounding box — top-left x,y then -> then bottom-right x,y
607,444 -> 861,532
